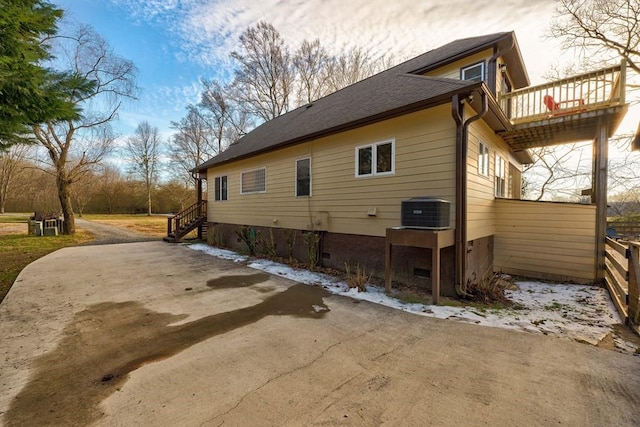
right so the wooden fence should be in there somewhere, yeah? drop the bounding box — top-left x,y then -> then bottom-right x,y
604,237 -> 640,335
607,221 -> 640,240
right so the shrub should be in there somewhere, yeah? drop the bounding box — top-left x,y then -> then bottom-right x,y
345,262 -> 370,292
257,228 -> 277,259
303,231 -> 320,271
464,271 -> 510,304
236,226 -> 256,256
284,229 -> 296,263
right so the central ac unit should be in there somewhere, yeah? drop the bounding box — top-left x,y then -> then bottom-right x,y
401,198 -> 451,229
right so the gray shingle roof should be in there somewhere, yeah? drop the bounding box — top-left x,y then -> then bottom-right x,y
195,32 -> 514,171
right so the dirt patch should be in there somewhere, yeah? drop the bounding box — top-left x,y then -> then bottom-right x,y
4,284 -> 330,426
75,218 -> 160,245
596,332 -> 616,351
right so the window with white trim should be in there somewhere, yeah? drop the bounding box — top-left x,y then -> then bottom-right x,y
295,158 -> 311,197
478,142 -> 489,177
214,175 -> 228,201
461,62 -> 485,82
356,139 -> 394,177
241,167 -> 266,194
495,154 -> 506,197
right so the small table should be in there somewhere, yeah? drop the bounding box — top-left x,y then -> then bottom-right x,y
384,227 -> 455,304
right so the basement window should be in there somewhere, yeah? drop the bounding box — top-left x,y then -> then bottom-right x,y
214,175 -> 228,201
356,139 -> 395,177
241,167 -> 266,194
461,62 -> 485,82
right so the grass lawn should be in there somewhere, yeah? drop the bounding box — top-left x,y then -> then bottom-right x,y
81,214 -> 169,237
0,214 -> 93,303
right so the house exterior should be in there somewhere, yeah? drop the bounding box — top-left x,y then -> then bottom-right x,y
192,32 -> 628,298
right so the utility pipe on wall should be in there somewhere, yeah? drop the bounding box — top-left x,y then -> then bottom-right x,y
452,89 -> 488,296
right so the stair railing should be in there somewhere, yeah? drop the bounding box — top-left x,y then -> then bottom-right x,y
167,200 -> 207,240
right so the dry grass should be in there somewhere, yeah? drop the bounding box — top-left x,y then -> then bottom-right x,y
464,272 -> 512,304
345,263 -> 371,292
81,214 -> 169,237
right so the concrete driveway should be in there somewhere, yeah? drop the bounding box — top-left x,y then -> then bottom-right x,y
1,242 -> 639,426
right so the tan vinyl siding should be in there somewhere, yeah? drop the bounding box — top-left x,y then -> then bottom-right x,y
494,199 -> 596,283
466,117 -> 513,241
496,57 -> 513,95
422,49 -> 493,80
207,105 -> 456,237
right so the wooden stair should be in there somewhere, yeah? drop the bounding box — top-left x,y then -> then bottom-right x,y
164,200 -> 207,243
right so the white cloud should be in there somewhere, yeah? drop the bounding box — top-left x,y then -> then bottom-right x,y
109,0 -> 559,83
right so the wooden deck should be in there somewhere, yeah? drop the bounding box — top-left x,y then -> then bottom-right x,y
498,62 -> 628,150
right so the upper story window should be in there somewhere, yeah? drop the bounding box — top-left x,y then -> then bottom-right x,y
214,175 -> 228,201
478,142 -> 490,177
495,154 -> 506,197
356,139 -> 395,177
295,158 -> 311,197
461,62 -> 485,82
241,167 -> 266,194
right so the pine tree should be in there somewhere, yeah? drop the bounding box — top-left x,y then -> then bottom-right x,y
0,0 -> 81,147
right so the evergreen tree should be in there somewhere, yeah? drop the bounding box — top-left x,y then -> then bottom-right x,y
0,0 -> 80,147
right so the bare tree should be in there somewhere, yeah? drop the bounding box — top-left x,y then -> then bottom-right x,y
170,106 -> 215,184
126,121 -> 162,216
198,79 -> 235,153
95,163 -> 128,214
31,25 -> 137,234
231,21 -> 295,122
550,0 -> 640,75
293,39 -> 331,104
71,170 -> 99,217
0,145 -> 31,213
522,143 -> 592,201
162,179 -> 195,212
326,46 -> 384,93
541,0 -> 640,204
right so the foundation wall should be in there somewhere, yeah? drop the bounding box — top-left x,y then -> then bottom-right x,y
207,223 -> 457,296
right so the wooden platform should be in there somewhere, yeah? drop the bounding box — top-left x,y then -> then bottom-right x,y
384,227 -> 455,304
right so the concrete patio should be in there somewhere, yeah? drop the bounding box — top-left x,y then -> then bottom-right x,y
1,242 -> 639,426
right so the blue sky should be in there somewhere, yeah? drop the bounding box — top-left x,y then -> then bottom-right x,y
51,0 -> 636,143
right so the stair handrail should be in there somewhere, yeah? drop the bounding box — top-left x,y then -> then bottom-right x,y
167,200 -> 207,238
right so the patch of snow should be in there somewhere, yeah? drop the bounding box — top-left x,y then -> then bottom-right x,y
189,244 -> 248,263
188,244 -> 638,355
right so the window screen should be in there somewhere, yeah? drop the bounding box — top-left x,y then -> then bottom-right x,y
241,168 -> 266,194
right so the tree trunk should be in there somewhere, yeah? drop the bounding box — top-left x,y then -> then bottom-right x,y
57,173 -> 75,234
147,185 -> 152,216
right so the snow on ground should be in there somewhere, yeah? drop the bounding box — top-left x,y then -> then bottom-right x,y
188,244 -> 638,354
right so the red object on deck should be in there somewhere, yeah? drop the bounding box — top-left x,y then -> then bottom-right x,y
543,94 -> 586,116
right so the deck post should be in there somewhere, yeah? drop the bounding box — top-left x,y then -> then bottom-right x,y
593,122 -> 608,283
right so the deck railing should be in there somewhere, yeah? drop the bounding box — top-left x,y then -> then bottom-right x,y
499,61 -> 626,124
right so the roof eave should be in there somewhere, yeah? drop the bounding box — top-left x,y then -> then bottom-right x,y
195,83 -> 482,171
